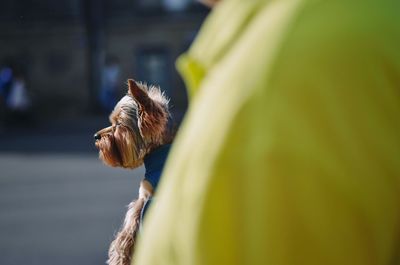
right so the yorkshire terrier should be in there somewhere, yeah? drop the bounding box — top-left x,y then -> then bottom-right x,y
94,79 -> 174,265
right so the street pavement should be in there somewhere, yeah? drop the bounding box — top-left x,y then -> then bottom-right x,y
0,118 -> 144,265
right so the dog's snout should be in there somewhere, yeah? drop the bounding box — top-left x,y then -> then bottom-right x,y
94,126 -> 113,141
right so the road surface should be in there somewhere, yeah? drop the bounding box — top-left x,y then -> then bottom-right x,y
0,119 -> 144,265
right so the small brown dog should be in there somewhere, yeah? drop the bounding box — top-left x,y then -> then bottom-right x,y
94,79 -> 174,265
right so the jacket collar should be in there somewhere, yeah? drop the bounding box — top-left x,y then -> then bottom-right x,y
143,144 -> 171,190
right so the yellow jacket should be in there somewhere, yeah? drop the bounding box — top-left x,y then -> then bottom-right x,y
135,0 -> 400,264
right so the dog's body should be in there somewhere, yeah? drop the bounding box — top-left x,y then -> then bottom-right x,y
95,79 -> 174,265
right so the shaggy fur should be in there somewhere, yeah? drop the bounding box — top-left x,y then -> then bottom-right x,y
95,79 -> 172,265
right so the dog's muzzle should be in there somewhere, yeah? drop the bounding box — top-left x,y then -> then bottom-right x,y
94,125 -> 114,140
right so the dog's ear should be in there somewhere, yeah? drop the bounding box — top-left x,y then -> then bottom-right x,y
127,79 -> 168,144
127,79 -> 152,109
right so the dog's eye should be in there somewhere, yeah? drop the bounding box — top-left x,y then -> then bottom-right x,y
112,123 -> 122,131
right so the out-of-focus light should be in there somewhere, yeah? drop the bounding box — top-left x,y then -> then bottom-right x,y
162,0 -> 190,12
0,68 -> 12,83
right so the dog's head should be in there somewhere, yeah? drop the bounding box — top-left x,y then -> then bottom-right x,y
94,79 -> 170,169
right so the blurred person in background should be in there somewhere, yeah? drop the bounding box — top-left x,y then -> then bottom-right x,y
0,63 -> 13,128
0,64 -> 13,103
0,63 -> 32,127
99,55 -> 120,113
135,0 -> 400,265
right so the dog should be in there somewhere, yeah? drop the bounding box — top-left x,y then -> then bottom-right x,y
94,79 -> 174,265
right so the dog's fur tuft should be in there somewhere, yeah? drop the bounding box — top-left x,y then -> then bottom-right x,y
107,198 -> 145,265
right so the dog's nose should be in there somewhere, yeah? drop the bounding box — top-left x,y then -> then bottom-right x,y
94,133 -> 101,140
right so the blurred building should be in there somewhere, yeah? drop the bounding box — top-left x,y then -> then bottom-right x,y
0,0 -> 208,121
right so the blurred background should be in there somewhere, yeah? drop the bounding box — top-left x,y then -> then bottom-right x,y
0,0 -> 208,264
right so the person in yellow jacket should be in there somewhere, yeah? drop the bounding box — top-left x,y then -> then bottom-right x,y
134,0 -> 400,264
